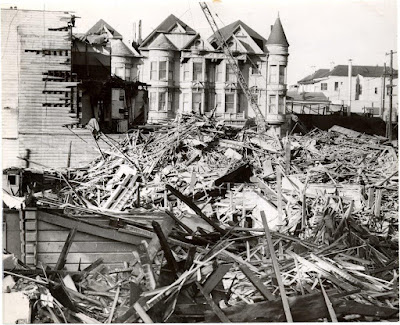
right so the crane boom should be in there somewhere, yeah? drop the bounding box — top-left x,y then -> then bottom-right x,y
199,2 -> 267,133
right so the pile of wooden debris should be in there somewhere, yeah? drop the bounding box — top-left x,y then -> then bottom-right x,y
4,114 -> 399,322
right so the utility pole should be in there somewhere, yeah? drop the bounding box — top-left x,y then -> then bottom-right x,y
381,63 -> 386,119
347,59 -> 352,116
385,50 -> 397,141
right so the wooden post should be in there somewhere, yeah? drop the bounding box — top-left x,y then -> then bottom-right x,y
367,187 -> 374,209
67,141 -> 72,168
301,191 -> 307,230
136,184 -> 140,208
374,188 -> 383,217
276,168 -> 283,225
285,136 -> 291,174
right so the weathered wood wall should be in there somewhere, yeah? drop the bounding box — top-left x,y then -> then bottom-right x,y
2,9 -> 113,168
22,209 -> 150,271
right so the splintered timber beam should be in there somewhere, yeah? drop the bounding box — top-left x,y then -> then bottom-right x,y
202,263 -> 233,295
152,221 -> 180,278
196,282 -> 231,323
50,227 -> 77,280
239,265 -> 275,301
261,211 -> 293,322
166,184 -> 227,235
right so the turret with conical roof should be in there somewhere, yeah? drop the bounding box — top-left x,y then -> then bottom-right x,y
265,15 -> 289,135
266,16 -> 289,47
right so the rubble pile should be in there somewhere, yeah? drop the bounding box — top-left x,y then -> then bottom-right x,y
4,114 -> 399,322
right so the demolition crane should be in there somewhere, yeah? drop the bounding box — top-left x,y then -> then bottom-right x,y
199,2 -> 267,133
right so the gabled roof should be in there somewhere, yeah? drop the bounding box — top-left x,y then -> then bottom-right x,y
330,65 -> 397,78
147,33 -> 177,50
154,14 -> 196,34
111,39 -> 140,57
298,69 -> 330,84
140,14 -> 196,49
86,19 -> 123,39
208,20 -> 266,50
181,34 -> 214,51
266,17 -> 289,47
298,65 -> 398,84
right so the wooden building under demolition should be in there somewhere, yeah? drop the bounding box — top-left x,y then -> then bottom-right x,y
1,9 -> 148,169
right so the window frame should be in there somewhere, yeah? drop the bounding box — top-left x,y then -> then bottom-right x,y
159,61 -> 167,81
193,62 -> 203,82
251,62 -> 261,75
226,65 -> 236,82
192,92 -> 202,113
159,91 -> 167,111
279,65 -> 285,83
150,61 -> 157,80
149,92 -> 157,111
334,82 -> 339,91
269,65 -> 278,83
225,93 -> 235,113
268,94 -> 276,113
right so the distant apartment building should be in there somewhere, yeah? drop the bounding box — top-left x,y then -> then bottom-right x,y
297,65 -> 398,118
138,14 -> 290,133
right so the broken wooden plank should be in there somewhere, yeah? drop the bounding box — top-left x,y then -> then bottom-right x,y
50,227 -> 77,280
261,211 -> 293,322
166,184 -> 227,235
239,265 -> 275,301
196,282 -> 231,323
152,221 -> 180,278
202,263 -> 233,295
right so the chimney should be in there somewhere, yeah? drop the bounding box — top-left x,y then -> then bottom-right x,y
348,59 -> 352,116
270,25 -> 273,31
330,61 -> 335,71
133,22 -> 136,42
138,20 -> 142,45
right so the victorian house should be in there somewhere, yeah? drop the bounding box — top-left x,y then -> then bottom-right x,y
139,14 -> 289,133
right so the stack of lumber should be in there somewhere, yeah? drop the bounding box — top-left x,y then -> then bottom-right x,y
5,114 -> 399,322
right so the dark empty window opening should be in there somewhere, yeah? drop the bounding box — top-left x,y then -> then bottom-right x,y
334,82 -> 339,91
8,175 -> 17,185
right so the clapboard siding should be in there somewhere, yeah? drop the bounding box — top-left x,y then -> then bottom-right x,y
18,132 -> 126,168
2,9 -> 81,169
3,139 -> 21,167
23,210 -> 142,271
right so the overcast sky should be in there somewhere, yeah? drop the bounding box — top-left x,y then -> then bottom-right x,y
2,0 -> 398,84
